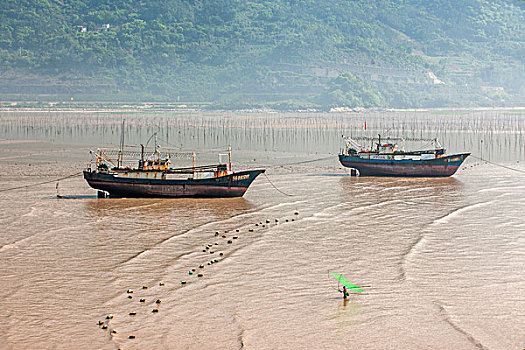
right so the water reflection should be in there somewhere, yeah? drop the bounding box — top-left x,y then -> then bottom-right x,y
83,196 -> 255,219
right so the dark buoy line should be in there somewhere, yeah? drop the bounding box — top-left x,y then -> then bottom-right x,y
95,211 -> 303,343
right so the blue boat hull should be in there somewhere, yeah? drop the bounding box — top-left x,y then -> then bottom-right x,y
338,153 -> 470,177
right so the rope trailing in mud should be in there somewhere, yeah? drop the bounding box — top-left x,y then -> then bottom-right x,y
261,155 -> 336,196
263,173 -> 294,197
274,155 -> 335,167
0,171 -> 83,193
470,155 -> 525,174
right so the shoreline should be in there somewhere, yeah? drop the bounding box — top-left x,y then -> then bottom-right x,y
0,102 -> 524,114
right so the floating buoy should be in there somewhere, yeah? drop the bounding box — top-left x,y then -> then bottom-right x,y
152,309 -> 159,313
106,314 -> 113,320
139,298 -> 145,303
129,335 -> 135,339
102,325 -> 108,330
227,240 -> 232,244
197,274 -> 203,277
219,252 -> 224,256
127,289 -> 133,294
129,312 -> 136,316
155,299 -> 161,304
159,282 -> 164,286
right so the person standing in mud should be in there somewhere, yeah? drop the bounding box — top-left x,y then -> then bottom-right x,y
339,285 -> 349,299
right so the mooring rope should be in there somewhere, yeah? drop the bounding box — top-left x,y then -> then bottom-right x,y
0,171 -> 83,193
470,155 -> 525,174
263,172 -> 294,197
272,155 -> 335,167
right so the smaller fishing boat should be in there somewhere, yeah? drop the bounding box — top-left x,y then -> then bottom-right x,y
339,135 -> 470,177
84,136 -> 264,198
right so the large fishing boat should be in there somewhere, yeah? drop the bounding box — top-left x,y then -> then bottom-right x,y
84,136 -> 264,198
339,135 -> 469,177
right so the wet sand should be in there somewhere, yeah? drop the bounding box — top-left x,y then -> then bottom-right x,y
0,110 -> 524,350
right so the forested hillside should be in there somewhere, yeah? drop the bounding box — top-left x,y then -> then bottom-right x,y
1,0 -> 524,109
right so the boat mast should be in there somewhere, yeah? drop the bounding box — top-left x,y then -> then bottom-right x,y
118,119 -> 125,168
228,146 -> 232,172
140,144 -> 145,169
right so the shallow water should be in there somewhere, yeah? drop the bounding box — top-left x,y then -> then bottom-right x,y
0,110 -> 524,350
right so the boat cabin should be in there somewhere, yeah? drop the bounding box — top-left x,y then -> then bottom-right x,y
139,159 -> 170,171
378,143 -> 397,154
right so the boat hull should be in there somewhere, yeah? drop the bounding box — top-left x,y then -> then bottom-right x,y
338,153 -> 470,177
83,169 -> 265,198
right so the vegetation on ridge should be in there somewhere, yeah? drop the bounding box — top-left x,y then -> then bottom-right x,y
0,0 -> 524,109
